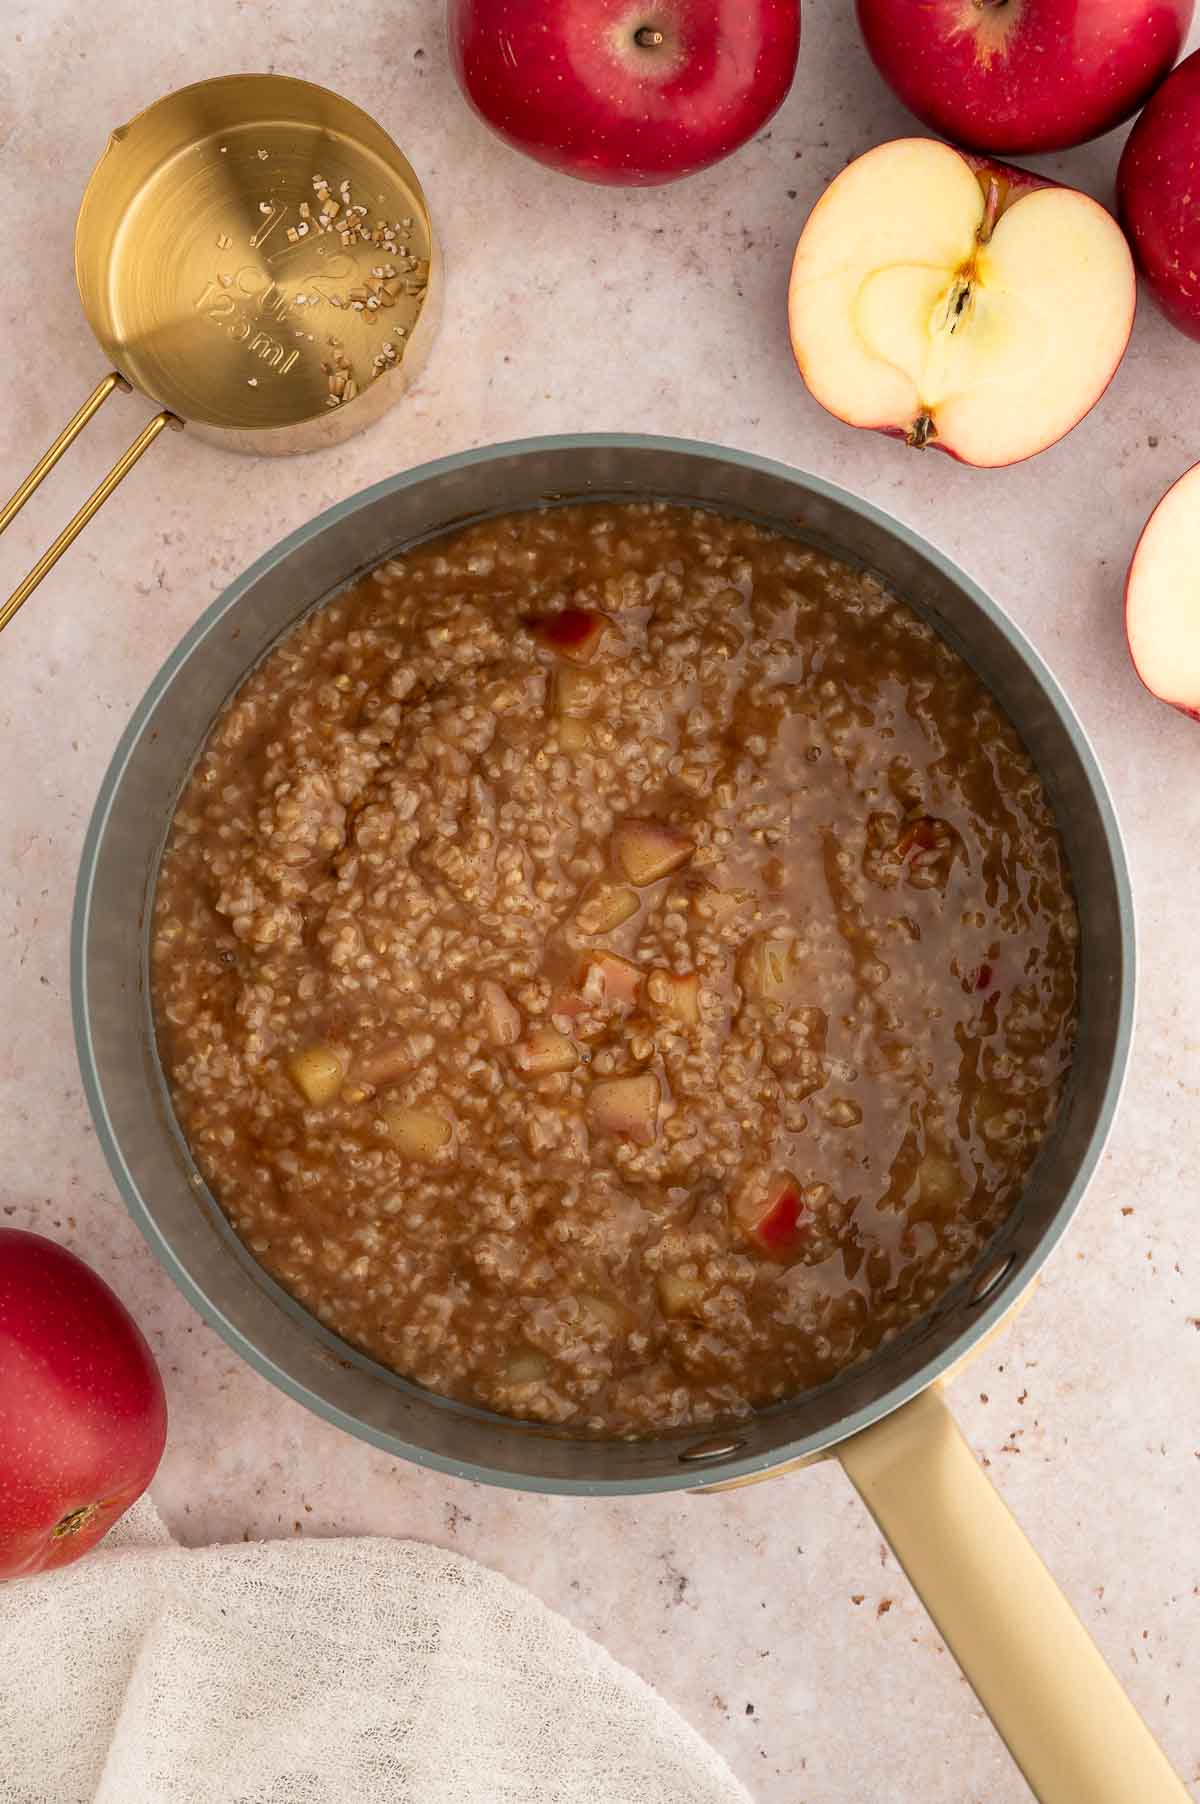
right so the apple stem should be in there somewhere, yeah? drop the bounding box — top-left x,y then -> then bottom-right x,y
978,177 -> 1001,245
634,26 -> 665,48
52,1501 -> 100,1539
907,413 -> 935,450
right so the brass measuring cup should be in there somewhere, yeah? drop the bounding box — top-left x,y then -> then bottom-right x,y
0,73 -> 440,635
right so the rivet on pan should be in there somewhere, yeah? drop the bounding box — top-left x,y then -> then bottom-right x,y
970,1252 -> 1016,1305
679,1436 -> 746,1463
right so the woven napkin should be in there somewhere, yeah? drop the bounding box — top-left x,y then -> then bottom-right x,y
0,1494 -> 750,1804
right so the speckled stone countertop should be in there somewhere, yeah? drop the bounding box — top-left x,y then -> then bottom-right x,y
1,3 -> 1197,1799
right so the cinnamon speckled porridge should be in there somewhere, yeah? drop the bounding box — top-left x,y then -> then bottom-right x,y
152,503 -> 1078,1433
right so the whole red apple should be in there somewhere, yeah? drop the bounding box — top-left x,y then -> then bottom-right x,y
0,1230 -> 167,1581
856,0 -> 1193,155
1118,50 -> 1200,340
447,0 -> 801,186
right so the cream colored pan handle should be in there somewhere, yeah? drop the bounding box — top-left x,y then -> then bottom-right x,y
838,1386 -> 1189,1803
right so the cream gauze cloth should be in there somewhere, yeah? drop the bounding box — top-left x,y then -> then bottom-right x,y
0,1495 -> 751,1804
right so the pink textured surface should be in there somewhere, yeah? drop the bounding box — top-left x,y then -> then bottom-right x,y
0,2 -> 1197,1796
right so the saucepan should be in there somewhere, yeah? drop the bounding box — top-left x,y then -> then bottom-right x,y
72,435 -> 1183,1802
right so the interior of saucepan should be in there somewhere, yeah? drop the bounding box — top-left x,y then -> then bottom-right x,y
72,437 -> 1133,1495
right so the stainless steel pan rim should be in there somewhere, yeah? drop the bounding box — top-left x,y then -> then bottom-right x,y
70,433 -> 1135,1497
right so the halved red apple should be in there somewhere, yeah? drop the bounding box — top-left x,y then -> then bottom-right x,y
525,607 -> 610,663
787,139 -> 1135,468
611,820 -> 695,887
1125,461 -> 1200,722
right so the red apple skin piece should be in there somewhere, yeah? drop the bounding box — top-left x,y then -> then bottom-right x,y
1118,51 -> 1200,341
0,1231 -> 167,1582
857,0 -> 1192,156
1124,461 -> 1200,722
754,1186 -> 803,1252
524,607 -> 610,664
735,1174 -> 809,1257
448,0 -> 801,188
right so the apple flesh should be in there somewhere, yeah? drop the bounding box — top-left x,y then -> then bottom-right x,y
788,138 -> 1135,468
612,819 -> 695,886
525,607 -> 610,663
580,950 -> 643,1008
448,0 -> 802,188
856,0 -> 1193,156
587,1072 -> 661,1143
384,1105 -> 455,1159
479,978 -> 522,1046
648,967 -> 701,1025
575,879 -> 641,935
0,1230 -> 167,1581
1118,50 -> 1200,341
1125,462 -> 1200,722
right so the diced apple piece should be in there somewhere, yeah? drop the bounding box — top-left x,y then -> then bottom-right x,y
575,880 -> 640,935
587,1072 -> 660,1145
787,138 -> 1135,468
1125,461 -> 1200,721
552,665 -> 599,716
384,1105 -> 453,1160
580,951 -> 642,1009
557,717 -> 591,753
648,967 -> 701,1025
515,1028 -> 579,1076
480,978 -> 521,1046
895,815 -> 942,858
735,1170 -> 810,1256
504,1350 -> 549,1382
356,1042 -> 414,1088
657,1272 -> 706,1318
287,1044 -> 346,1107
524,606 -> 610,663
579,1293 -> 629,1333
687,880 -> 748,925
611,819 -> 695,887
738,935 -> 801,1004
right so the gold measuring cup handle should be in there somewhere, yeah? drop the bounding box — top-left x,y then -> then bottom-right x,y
0,373 -> 181,636
839,1386 -> 1189,1803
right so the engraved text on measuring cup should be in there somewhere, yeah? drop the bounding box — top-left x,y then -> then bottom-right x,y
194,280 -> 300,375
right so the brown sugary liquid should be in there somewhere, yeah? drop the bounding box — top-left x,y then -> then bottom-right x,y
153,503 -> 1078,1433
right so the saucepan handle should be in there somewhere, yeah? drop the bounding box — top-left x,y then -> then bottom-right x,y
838,1385 -> 1188,1803
0,372 -> 181,636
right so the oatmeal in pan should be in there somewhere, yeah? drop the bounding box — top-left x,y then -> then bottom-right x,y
152,503 -> 1078,1433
